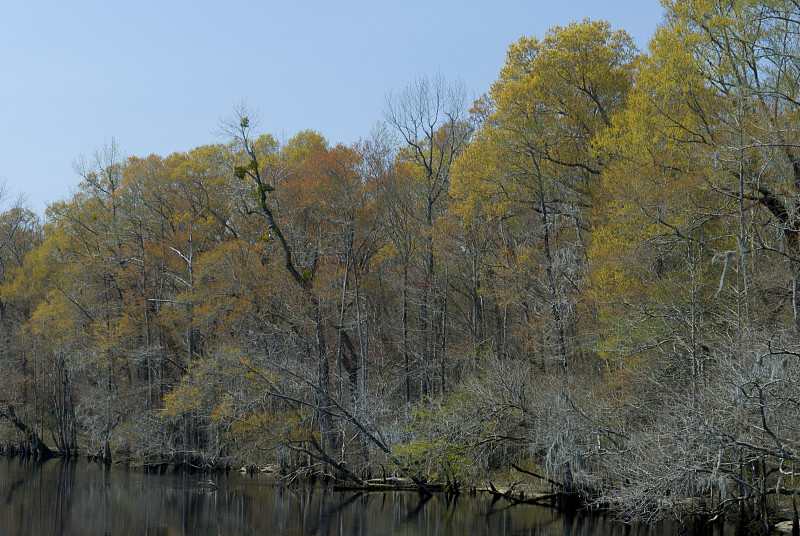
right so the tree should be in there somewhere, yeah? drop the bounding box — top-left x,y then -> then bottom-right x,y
586,0 -> 800,526
0,191 -> 47,457
385,74 -> 473,395
451,19 -> 637,372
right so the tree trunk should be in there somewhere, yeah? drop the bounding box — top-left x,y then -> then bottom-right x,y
403,261 -> 410,405
0,403 -> 54,459
535,165 -> 567,373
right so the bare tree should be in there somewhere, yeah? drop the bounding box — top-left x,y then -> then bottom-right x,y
384,74 -> 473,396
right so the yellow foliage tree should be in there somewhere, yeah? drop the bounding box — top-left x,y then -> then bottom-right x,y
451,19 -> 637,372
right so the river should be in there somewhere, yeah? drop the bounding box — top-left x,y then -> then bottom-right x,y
0,457 -> 697,535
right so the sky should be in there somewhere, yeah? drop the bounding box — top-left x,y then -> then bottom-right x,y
0,1 -> 665,216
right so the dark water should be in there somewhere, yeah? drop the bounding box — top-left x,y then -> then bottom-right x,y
0,458 -> 686,535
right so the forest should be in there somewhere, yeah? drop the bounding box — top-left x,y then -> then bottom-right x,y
4,0 -> 800,529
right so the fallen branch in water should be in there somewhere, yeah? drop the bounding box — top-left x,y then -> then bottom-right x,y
489,482 -> 561,506
0,402 -> 54,460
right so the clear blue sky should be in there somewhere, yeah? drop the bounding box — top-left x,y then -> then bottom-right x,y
0,1 -> 664,216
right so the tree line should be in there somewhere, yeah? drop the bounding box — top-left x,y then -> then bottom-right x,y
4,1 -> 800,528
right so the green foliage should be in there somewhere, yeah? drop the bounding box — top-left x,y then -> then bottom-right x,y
392,438 -> 470,488
234,160 -> 260,181
391,383 -> 506,487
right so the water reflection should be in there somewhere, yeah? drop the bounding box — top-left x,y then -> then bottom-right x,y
0,458 -> 686,535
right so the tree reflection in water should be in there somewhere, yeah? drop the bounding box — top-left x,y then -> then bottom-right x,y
0,458 -> 694,535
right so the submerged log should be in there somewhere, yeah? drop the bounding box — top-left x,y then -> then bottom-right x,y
488,482 -> 561,506
333,480 -> 447,493
196,479 -> 218,492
